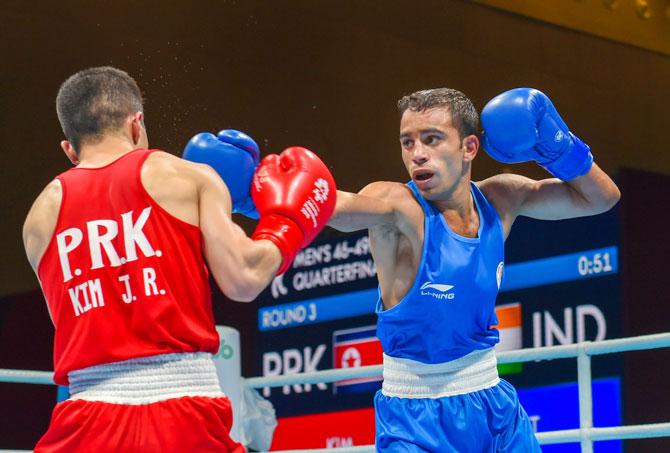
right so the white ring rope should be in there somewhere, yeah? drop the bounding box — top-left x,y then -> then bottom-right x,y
248,332 -> 670,388
2,333 -> 668,387
2,332 -> 669,451
0,369 -> 52,385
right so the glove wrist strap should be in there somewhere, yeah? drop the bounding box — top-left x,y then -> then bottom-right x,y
252,214 -> 304,275
542,132 -> 594,181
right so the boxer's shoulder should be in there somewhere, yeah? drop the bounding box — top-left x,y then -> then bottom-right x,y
477,173 -> 533,208
140,151 -> 204,225
360,180 -> 417,213
24,179 -> 62,227
142,150 -> 217,191
360,180 -> 422,240
361,181 -> 417,218
143,150 -> 191,176
477,174 -> 534,236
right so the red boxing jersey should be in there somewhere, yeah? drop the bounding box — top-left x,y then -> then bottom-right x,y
37,149 -> 219,385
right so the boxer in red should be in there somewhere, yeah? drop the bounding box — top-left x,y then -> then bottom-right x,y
22,66 -> 336,452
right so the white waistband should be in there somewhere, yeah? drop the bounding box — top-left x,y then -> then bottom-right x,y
68,352 -> 225,405
382,348 -> 500,399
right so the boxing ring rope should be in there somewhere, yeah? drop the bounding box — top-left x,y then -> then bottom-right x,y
246,332 -> 670,453
1,333 -> 670,452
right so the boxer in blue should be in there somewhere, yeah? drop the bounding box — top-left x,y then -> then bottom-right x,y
186,88 -> 620,451
327,88 -> 620,451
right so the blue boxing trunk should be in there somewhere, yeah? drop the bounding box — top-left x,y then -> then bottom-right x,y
375,372 -> 539,452
373,182 -> 540,452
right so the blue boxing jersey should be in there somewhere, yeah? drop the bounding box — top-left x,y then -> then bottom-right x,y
376,181 -> 505,364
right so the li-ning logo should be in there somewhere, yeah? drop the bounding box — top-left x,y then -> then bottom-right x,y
420,282 -> 455,300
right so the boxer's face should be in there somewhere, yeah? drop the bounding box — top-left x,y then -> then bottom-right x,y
399,107 -> 478,200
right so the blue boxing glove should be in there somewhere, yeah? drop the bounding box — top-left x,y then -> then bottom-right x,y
481,88 -> 593,181
183,129 -> 260,218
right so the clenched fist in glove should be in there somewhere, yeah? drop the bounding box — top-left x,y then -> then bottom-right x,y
251,147 -> 336,275
183,129 -> 260,218
481,88 -> 593,181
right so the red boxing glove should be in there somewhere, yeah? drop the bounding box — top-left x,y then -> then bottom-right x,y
251,147 -> 336,275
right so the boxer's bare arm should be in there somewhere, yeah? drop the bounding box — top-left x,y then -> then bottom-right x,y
196,165 -> 281,302
23,180 -> 62,272
479,163 -> 620,238
142,152 -> 280,302
23,180 -> 62,322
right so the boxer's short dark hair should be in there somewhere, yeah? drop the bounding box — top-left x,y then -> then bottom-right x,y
56,66 -> 143,153
397,88 -> 479,139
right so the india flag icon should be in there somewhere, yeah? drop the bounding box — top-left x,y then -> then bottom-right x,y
493,302 -> 523,375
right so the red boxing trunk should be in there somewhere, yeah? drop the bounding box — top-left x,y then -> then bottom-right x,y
34,396 -> 245,453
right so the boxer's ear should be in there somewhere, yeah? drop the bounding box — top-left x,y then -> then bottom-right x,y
130,111 -> 145,146
61,140 -> 79,166
462,134 -> 479,163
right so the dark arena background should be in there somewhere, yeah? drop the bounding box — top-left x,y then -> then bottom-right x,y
1,1 -> 669,451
